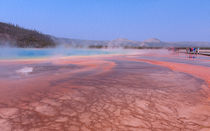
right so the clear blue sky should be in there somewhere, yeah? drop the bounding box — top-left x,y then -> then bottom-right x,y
0,0 -> 210,41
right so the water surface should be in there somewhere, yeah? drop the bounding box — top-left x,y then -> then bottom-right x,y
0,48 -> 124,59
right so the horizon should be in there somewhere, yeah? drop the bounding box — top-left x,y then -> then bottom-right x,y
0,0 -> 210,42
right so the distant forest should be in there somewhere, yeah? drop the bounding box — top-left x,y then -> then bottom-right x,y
0,22 -> 56,48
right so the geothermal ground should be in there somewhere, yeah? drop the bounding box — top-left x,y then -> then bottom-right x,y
0,50 -> 210,131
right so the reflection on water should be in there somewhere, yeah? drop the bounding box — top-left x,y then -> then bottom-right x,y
16,67 -> 33,75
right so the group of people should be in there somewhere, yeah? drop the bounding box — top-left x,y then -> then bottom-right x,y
186,47 -> 200,54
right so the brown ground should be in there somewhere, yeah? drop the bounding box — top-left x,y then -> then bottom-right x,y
0,53 -> 210,131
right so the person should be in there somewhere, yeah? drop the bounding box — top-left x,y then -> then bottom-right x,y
186,48 -> 189,54
189,48 -> 193,53
197,48 -> 200,54
193,48 -> 196,54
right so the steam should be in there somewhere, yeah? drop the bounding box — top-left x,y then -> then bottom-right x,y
0,45 -> 135,60
0,45 -> 170,60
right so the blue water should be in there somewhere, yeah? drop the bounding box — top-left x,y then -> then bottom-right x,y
0,48 -> 120,59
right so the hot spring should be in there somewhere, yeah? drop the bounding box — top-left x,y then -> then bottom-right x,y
0,48 -> 129,60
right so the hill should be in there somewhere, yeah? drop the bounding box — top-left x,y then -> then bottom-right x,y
52,37 -> 108,48
55,37 -> 210,48
0,22 -> 56,48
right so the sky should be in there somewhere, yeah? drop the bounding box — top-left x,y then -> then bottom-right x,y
0,0 -> 210,42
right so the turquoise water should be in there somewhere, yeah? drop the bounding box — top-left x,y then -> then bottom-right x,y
0,48 -> 119,59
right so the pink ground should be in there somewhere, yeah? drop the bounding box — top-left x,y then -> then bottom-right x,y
0,51 -> 210,130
